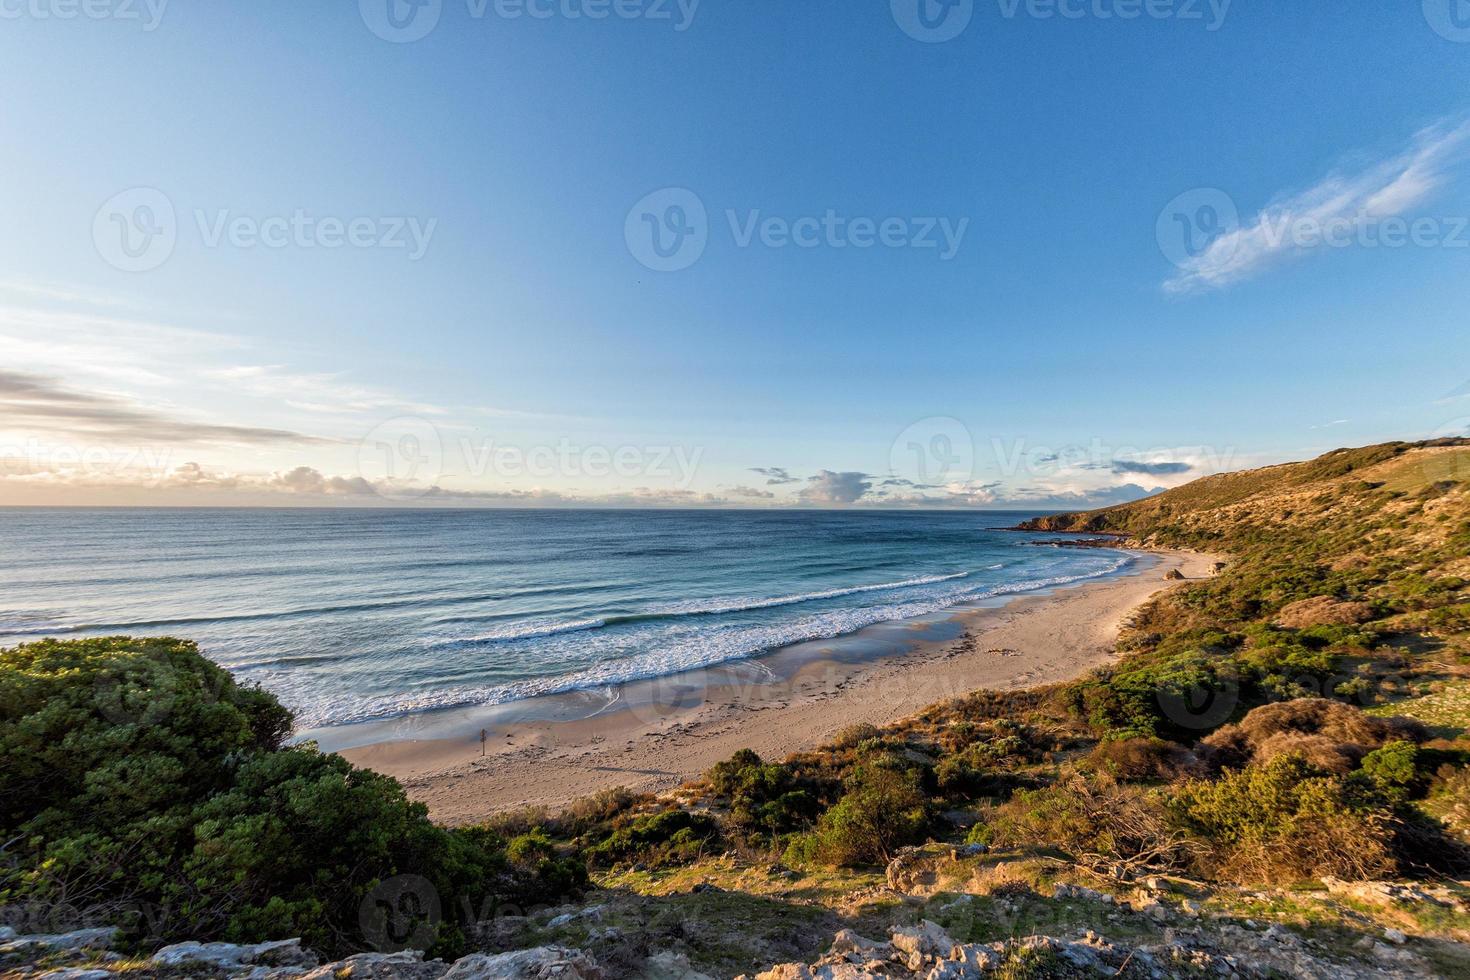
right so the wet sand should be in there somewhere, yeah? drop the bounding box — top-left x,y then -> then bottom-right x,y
337,548 -> 1217,824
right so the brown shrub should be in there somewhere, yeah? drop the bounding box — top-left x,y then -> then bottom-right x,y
986,776 -> 1198,872
829,723 -> 882,750
1171,755 -> 1399,883
1199,699 -> 1425,773
1274,596 -> 1375,628
1086,737 -> 1198,782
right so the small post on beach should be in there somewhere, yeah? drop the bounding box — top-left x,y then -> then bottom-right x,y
479,728 -> 487,757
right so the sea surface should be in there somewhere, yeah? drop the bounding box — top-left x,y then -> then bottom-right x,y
0,509 -> 1130,731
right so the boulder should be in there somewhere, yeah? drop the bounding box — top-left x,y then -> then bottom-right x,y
891,921 -> 957,970
300,950 -> 449,979
0,928 -> 118,955
1164,569 -> 1186,581
643,950 -> 717,980
439,946 -> 601,979
151,937 -> 317,971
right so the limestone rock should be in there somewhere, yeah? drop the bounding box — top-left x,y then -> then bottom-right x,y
299,950 -> 449,979
0,928 -> 118,955
439,946 -> 601,979
152,937 -> 317,971
642,950 -> 716,980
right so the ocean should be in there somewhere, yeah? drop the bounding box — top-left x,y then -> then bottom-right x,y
0,508 -> 1130,732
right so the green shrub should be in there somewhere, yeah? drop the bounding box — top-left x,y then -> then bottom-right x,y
704,750 -> 821,838
584,808 -> 718,867
802,760 -> 928,866
0,637 -> 580,956
1360,741 -> 1422,802
1169,754 -> 1397,882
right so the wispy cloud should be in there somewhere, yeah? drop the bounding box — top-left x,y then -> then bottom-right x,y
1165,119 -> 1470,293
1081,459 -> 1194,476
750,466 -> 799,485
0,369 -> 328,446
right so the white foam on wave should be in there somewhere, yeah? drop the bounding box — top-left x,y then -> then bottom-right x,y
449,617 -> 607,643
283,555 -> 1133,729
640,571 -> 969,617
431,572 -> 971,647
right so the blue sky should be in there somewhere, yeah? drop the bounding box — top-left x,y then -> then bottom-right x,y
1,1 -> 1468,507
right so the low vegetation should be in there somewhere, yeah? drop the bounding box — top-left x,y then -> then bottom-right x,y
0,637 -> 583,958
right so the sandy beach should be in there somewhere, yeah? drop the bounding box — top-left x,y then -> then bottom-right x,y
339,548 -> 1217,824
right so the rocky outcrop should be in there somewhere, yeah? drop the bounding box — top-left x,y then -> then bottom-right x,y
440,946 -> 601,979
736,918 -> 1443,979
0,926 -> 600,980
151,937 -> 318,971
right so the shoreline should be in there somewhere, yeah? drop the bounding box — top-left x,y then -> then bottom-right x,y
340,548 -> 1218,824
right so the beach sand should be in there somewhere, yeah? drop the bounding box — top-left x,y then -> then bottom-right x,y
339,548 -> 1216,824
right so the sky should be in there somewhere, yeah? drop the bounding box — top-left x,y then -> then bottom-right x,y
1,0 -> 1469,509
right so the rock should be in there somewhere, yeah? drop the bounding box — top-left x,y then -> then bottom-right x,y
152,937 -> 317,970
1053,883 -> 1113,904
1164,569 -> 1186,581
643,950 -> 716,980
1384,928 -> 1408,945
546,905 -> 604,928
300,951 -> 449,979
0,928 -> 118,955
440,946 -> 602,979
34,971 -> 116,980
891,921 -> 957,970
829,931 -> 887,958
884,851 -> 940,895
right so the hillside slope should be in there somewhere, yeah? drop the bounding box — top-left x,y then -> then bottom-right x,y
1021,439 -> 1470,558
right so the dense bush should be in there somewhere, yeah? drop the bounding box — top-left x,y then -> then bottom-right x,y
583,808 -> 718,868
705,750 -> 820,839
1198,698 -> 1424,774
786,759 -> 928,867
983,776 -> 1191,871
1168,754 -> 1398,882
0,637 -> 582,956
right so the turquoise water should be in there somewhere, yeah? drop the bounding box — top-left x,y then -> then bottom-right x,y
0,509 -> 1128,730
